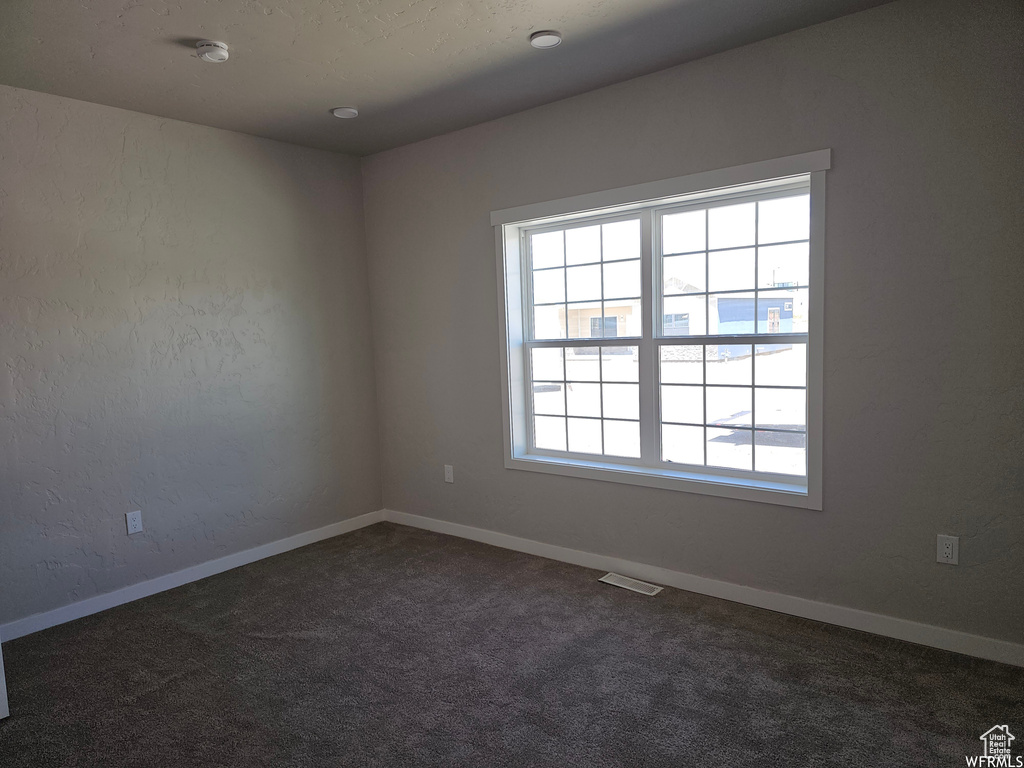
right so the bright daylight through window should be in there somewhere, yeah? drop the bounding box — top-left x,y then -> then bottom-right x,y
493,152 -> 828,508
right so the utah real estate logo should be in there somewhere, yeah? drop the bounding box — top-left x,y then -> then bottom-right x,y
966,726 -> 1022,767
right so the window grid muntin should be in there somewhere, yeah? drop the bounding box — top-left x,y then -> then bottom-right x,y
663,236 -> 811,259
523,181 -> 810,481
656,201 -> 810,336
527,345 -> 641,460
526,214 -> 643,342
658,341 -> 807,476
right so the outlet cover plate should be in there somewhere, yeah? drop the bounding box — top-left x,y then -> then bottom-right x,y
936,534 -> 958,565
126,510 -> 143,535
444,465 -> 454,484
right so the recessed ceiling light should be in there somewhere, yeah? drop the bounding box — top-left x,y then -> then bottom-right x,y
529,30 -> 562,49
331,107 -> 359,119
196,40 -> 229,63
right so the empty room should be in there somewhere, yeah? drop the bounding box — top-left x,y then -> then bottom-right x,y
1,0 -> 1022,765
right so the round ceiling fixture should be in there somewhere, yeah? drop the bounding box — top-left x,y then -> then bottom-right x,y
529,30 -> 562,49
196,40 -> 229,63
331,107 -> 359,119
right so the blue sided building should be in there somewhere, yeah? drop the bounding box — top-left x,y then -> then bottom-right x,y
714,294 -> 794,334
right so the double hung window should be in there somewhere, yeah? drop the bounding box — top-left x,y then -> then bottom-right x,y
493,152 -> 828,508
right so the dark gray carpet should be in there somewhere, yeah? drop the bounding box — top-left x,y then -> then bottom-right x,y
0,522 -> 1020,767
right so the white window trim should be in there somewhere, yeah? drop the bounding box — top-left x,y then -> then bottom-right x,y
493,150 -> 829,510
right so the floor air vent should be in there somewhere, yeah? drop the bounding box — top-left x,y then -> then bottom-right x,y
599,573 -> 663,596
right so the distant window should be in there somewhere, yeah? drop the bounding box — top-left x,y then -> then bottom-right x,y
663,313 -> 689,333
590,316 -> 618,336
493,152 -> 828,508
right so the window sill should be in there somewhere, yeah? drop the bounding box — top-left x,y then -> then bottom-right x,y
506,453 -> 821,510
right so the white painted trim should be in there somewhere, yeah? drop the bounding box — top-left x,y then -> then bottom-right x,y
0,510 -> 386,643
382,509 -> 1024,668
806,170 -> 826,509
2,503 -> 1018,677
490,149 -> 831,226
0,641 -> 8,719
504,454 -> 814,508
495,156 -> 826,510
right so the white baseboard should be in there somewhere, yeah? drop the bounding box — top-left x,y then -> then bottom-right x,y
382,509 -> 1024,668
2,506 -> 1020,669
0,509 -> 386,643
0,641 -> 8,719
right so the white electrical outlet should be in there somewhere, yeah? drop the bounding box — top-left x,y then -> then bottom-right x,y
126,510 -> 143,535
444,464 -> 454,484
936,534 -> 958,565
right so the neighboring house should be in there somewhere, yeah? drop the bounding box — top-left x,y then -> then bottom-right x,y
559,293 -> 800,339
561,300 -> 641,341
713,294 -> 794,334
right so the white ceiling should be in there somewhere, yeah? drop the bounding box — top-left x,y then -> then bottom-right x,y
0,0 -> 891,156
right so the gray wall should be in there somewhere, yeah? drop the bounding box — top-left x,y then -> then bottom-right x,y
0,85 -> 382,624
361,0 -> 1024,643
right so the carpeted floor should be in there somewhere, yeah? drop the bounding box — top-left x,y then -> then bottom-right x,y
0,522 -> 1021,767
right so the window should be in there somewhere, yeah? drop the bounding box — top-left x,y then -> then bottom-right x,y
493,152 -> 828,508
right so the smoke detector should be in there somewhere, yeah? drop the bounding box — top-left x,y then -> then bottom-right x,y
196,40 -> 229,63
529,30 -> 562,49
331,107 -> 359,119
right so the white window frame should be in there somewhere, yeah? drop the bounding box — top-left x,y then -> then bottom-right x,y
492,151 -> 829,509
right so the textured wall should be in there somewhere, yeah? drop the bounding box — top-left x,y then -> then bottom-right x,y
0,85 -> 382,625
362,0 -> 1024,643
